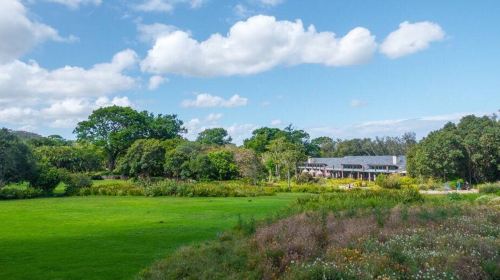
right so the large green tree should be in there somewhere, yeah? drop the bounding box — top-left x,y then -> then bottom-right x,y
265,137 -> 306,187
197,128 -> 232,146
408,115 -> 499,183
207,150 -> 238,180
408,123 -> 466,181
0,129 -> 37,186
74,106 -> 185,170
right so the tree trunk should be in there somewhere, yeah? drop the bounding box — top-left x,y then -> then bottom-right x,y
287,168 -> 291,190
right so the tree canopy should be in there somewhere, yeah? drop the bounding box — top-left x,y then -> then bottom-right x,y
408,115 -> 499,183
197,128 -> 232,146
0,129 -> 37,186
74,106 -> 185,170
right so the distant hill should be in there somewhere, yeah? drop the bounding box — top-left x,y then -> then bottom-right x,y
10,130 -> 44,141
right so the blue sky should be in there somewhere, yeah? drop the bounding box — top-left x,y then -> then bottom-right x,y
0,0 -> 499,143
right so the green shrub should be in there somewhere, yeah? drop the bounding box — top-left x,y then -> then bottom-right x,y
375,174 -> 401,189
0,187 -> 43,200
142,180 -> 275,197
478,182 -> 500,195
30,165 -> 61,193
83,181 -> 144,196
64,173 -> 93,195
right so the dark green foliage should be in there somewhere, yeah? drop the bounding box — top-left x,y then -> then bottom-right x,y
117,139 -> 167,177
408,115 -> 499,183
74,106 -> 185,170
64,173 -> 93,195
29,165 -> 61,193
207,150 -> 238,180
0,128 -> 37,186
34,143 -> 104,172
197,128 -> 232,145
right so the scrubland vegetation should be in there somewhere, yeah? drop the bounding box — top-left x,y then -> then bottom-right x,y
139,191 -> 500,280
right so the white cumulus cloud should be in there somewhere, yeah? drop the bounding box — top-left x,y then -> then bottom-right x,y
0,49 -> 138,103
0,0 -> 75,63
181,93 -> 248,108
141,15 -> 377,77
380,21 -> 445,59
148,75 -> 167,90
0,49 -> 138,130
137,23 -> 178,43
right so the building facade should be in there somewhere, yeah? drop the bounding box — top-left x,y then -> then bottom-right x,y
298,155 -> 406,181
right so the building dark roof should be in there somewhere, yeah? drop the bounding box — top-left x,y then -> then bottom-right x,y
306,155 -> 406,172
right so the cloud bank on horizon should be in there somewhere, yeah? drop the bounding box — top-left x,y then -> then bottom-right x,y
0,0 -> 480,143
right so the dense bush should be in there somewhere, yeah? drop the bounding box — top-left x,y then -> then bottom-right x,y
0,128 -> 37,185
33,143 -> 104,172
0,187 -> 43,200
64,173 -> 93,195
29,165 -> 61,193
116,139 -> 167,178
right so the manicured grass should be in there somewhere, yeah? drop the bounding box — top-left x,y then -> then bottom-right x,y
0,194 -> 300,280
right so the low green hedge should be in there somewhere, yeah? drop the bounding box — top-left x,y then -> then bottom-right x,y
0,187 -> 43,200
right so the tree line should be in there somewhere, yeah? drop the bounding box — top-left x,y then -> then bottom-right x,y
1,105 -> 498,192
408,115 -> 500,183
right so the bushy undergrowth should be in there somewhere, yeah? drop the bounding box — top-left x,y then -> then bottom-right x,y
138,192 -> 499,280
142,180 -> 275,197
478,182 -> 500,195
78,181 -> 145,196
292,188 -> 423,213
74,179 -> 275,197
63,173 -> 93,195
0,187 -> 43,200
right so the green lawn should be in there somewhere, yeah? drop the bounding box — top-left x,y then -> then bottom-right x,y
0,194 -> 300,280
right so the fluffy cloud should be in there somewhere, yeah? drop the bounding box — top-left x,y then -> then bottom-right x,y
141,15 -> 377,77
181,93 -> 248,108
0,49 -> 137,130
45,0 -> 102,9
184,113 -> 223,139
0,0 -> 75,63
137,23 -> 178,43
380,21 -> 445,59
0,49 -> 137,103
135,0 -> 206,13
0,96 -> 133,129
148,75 -> 167,90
